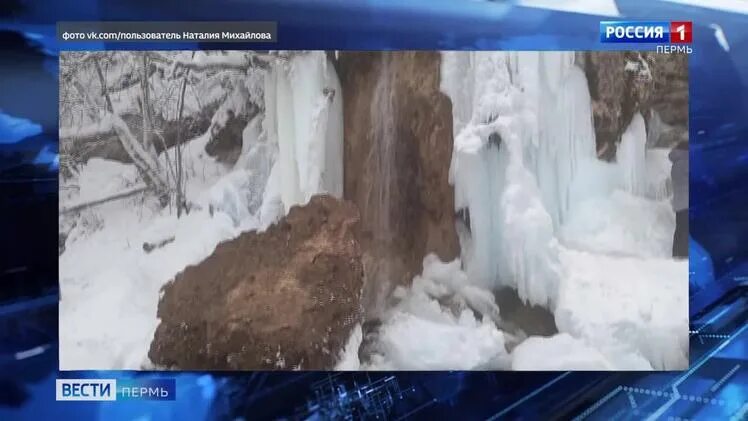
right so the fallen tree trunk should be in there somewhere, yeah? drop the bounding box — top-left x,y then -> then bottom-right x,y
60,108 -> 218,165
60,185 -> 148,214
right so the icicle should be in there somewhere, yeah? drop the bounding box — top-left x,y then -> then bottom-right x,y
262,52 -> 344,213
617,112 -> 648,196
536,62 -> 597,227
274,64 -> 303,209
443,51 -> 600,308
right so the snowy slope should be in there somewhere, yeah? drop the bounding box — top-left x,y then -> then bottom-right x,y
59,133 -> 246,369
59,52 -> 344,369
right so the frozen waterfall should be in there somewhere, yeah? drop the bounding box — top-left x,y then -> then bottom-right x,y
263,52 -> 344,214
442,51 -> 593,309
439,52 -> 687,370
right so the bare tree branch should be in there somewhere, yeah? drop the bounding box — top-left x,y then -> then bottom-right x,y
148,51 -> 277,77
175,51 -> 195,217
91,54 -> 171,204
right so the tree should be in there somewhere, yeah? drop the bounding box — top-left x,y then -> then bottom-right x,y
59,51 -> 272,213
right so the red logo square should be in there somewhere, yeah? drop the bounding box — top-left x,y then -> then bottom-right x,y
670,21 -> 693,44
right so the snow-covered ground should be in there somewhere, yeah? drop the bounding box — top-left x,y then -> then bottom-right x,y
60,51 -> 687,371
60,51 -> 343,369
60,134 -> 253,369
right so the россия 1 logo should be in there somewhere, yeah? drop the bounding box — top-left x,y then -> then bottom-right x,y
600,21 -> 692,44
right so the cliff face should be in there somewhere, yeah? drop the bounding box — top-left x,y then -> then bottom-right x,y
149,195 -> 364,370
578,52 -> 688,160
336,52 -> 459,310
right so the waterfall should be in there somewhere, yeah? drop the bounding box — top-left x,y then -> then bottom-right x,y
370,53 -> 397,251
362,53 -> 400,311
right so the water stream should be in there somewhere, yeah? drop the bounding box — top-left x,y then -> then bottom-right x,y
362,53 -> 400,316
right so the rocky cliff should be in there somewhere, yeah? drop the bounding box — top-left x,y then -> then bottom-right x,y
577,52 -> 688,160
336,52 -> 460,311
148,195 -> 364,370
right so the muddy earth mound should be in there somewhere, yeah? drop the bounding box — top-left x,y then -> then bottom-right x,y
149,195 -> 364,370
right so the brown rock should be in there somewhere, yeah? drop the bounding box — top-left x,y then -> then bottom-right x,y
204,109 -> 249,166
646,53 -> 689,147
579,52 -> 688,159
335,52 -> 459,311
148,195 -> 364,370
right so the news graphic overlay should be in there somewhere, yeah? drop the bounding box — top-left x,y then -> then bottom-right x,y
600,21 -> 693,47
57,21 -> 277,42
56,379 -> 176,401
59,50 -> 688,372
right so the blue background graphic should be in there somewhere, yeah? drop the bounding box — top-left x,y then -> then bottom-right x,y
1,0 -> 747,419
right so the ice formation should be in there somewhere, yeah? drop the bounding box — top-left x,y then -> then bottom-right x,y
263,52 -> 344,212
363,254 -> 509,371
60,51 -> 687,371
439,51 -> 688,370
618,112 -> 648,196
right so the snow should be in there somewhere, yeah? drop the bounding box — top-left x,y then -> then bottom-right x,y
511,333 -> 613,370
559,190 -> 676,258
206,116 -> 275,228
60,52 -> 345,369
60,132 -> 244,369
335,324 -> 363,370
372,311 -> 506,370
170,51 -> 250,73
59,119 -> 113,140
362,255 -> 509,370
60,208 -> 239,369
554,250 -> 688,370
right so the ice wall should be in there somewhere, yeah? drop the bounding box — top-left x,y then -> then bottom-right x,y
442,52 -> 593,309
209,52 -> 344,229
441,52 -> 687,370
262,52 -> 344,213
442,52 -> 664,309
